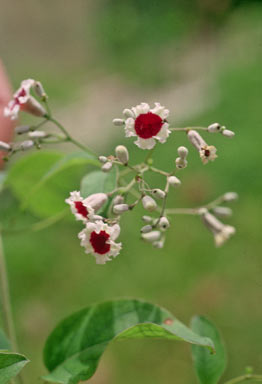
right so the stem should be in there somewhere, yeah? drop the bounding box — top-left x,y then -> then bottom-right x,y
166,208 -> 199,215
0,233 -> 23,384
169,126 -> 209,132
224,374 -> 262,384
144,147 -> 155,164
149,166 -> 169,177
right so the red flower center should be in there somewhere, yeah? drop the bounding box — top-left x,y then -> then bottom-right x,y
74,201 -> 89,218
11,88 -> 27,110
134,112 -> 163,139
204,149 -> 210,157
90,230 -> 110,255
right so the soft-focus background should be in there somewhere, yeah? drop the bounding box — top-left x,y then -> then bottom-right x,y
0,1 -> 262,383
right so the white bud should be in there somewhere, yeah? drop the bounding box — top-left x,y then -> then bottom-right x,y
93,214 -> 103,221
115,145 -> 129,165
142,215 -> 153,223
153,240 -> 165,249
25,96 -> 46,117
113,118 -> 125,126
142,230 -> 161,242
168,176 -> 181,188
34,81 -> 47,100
158,216 -> 170,231
152,188 -> 166,199
113,204 -> 129,215
123,108 -> 135,118
0,141 -> 11,151
98,156 -> 107,163
208,123 -> 221,133
223,192 -> 238,202
85,193 -> 108,211
15,125 -> 30,135
141,225 -> 153,234
28,130 -> 47,139
142,195 -> 157,212
175,157 -> 187,169
212,206 -> 232,217
222,129 -> 235,138
113,195 -> 124,205
20,140 -> 34,151
177,146 -> 188,159
102,162 -> 113,172
187,130 -> 207,151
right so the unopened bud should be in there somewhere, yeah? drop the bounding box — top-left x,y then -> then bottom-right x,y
187,130 -> 207,151
102,162 -> 113,172
177,146 -> 188,159
212,206 -> 232,217
113,118 -> 124,126
26,97 -> 46,117
222,129 -> 235,138
123,108 -> 135,118
0,141 -> 11,151
175,157 -> 187,169
223,192 -> 238,202
20,140 -> 34,151
15,125 -> 30,135
152,188 -> 165,199
142,195 -> 157,211
28,130 -> 47,139
208,123 -> 221,133
141,225 -> 153,234
113,195 -> 124,205
98,156 -> 107,163
158,216 -> 170,231
85,193 -> 108,212
168,175 -> 181,187
153,240 -> 165,249
142,215 -> 153,223
115,145 -> 129,165
142,230 -> 161,242
113,204 -> 129,215
34,81 -> 47,100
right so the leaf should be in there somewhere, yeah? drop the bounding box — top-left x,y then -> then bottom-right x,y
0,352 -> 29,384
191,316 -> 227,384
0,331 -> 10,351
6,151 -> 99,217
43,299 -> 215,384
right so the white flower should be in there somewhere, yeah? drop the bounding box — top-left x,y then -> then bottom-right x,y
4,79 -> 46,120
201,210 -> 236,247
199,145 -> 217,164
78,221 -> 122,264
65,191 -> 95,223
116,102 -> 171,150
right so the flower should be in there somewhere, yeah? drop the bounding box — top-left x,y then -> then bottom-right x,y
116,102 -> 170,150
4,79 -> 46,120
199,145 -> 217,164
66,191 -> 95,223
78,221 -> 122,264
201,209 -> 236,247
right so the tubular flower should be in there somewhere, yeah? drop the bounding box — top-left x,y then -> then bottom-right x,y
119,102 -> 170,150
201,209 -> 236,247
65,191 -> 95,223
4,79 -> 46,120
78,221 -> 122,264
199,145 -> 217,164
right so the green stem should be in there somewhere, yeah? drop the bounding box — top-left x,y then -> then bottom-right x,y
224,374 -> 262,384
169,126 -> 208,132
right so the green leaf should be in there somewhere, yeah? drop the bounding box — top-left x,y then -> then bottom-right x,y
0,352 -> 29,384
6,151 -> 99,217
43,299 -> 215,384
191,316 -> 227,384
0,331 -> 10,351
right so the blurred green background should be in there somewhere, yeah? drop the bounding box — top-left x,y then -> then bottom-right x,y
0,0 -> 262,383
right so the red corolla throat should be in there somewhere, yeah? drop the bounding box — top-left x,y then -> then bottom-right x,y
134,112 -> 163,139
90,230 -> 111,255
74,201 -> 89,218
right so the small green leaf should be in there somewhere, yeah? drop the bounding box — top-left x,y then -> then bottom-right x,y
7,151 -> 99,217
43,299 -> 214,384
191,316 -> 227,384
0,331 -> 10,351
0,352 -> 29,384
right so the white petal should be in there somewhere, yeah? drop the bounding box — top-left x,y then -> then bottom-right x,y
134,137 -> 156,150
151,103 -> 169,119
154,123 -> 171,143
132,102 -> 150,117
110,224 -> 121,240
124,117 -> 136,137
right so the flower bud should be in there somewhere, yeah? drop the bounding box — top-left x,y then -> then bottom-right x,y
175,157 -> 187,169
98,156 -> 107,163
158,216 -> 170,231
177,146 -> 188,159
141,225 -> 153,234
34,81 -> 47,100
113,118 -> 124,126
113,204 -> 129,215
0,141 -> 11,151
168,175 -> 181,188
102,162 -> 113,172
222,129 -> 235,138
223,192 -> 238,202
113,195 -> 124,205
187,130 -> 206,151
123,109 -> 135,118
20,140 -> 34,151
85,193 -> 108,211
152,188 -> 165,199
15,125 -> 31,135
142,195 -> 157,212
115,145 -> 129,165
153,240 -> 165,249
25,97 -> 46,117
208,123 -> 221,133
212,206 -> 232,217
28,130 -> 47,139
142,215 -> 153,223
142,230 -> 161,242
